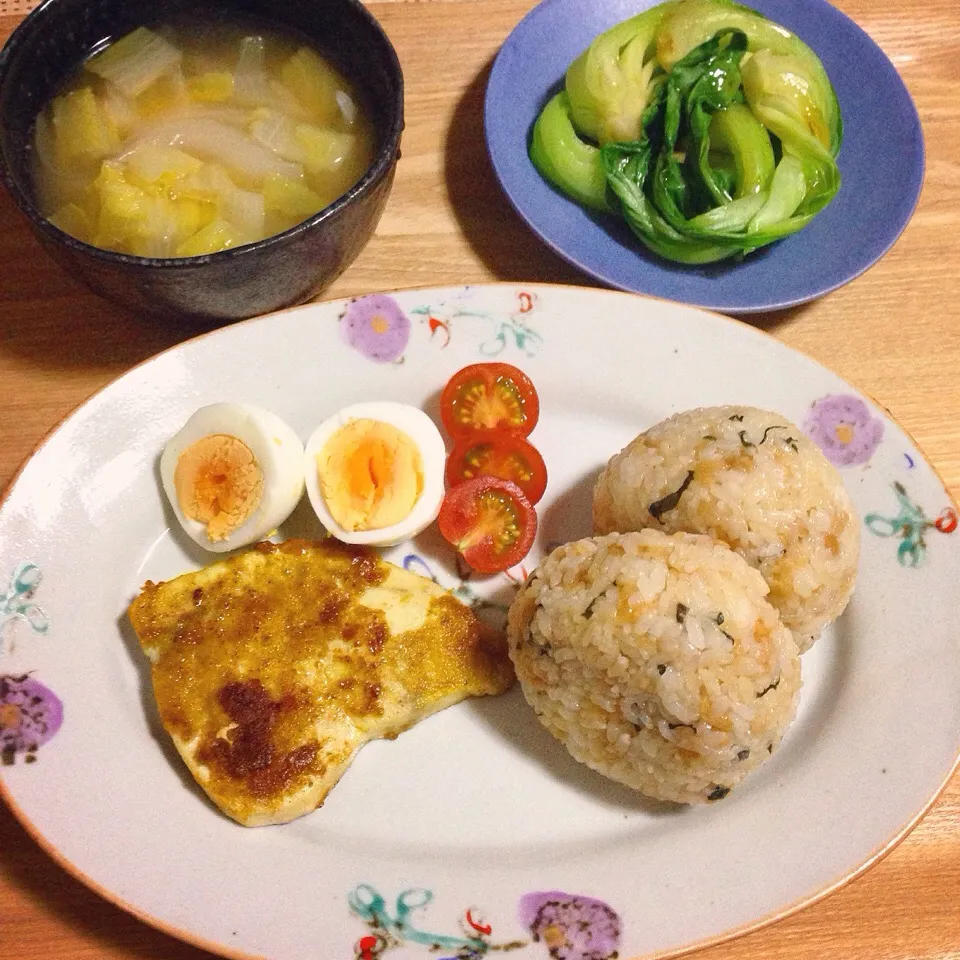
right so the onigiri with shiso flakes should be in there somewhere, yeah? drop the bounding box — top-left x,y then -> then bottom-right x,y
507,530 -> 801,805
593,405 -> 859,652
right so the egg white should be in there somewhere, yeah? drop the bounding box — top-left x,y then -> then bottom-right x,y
303,401 -> 446,547
159,402 -> 305,553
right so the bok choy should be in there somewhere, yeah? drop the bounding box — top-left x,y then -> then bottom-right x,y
530,0 -> 842,265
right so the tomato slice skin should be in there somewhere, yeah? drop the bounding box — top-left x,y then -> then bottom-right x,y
445,430 -> 548,505
437,476 -> 537,574
440,363 -> 540,438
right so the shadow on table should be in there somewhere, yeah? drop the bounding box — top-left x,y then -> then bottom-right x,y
0,189 -> 203,373
0,805 -> 217,959
443,58 -> 810,335
737,302 -> 812,332
443,56 -> 597,288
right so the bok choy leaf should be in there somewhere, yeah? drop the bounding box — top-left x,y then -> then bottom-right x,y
528,0 -> 842,265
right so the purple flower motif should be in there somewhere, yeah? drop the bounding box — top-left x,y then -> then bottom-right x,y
0,674 -> 63,764
804,394 -> 884,467
518,891 -> 621,960
340,295 -> 411,363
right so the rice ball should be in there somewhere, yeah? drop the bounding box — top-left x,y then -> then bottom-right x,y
593,406 -> 859,651
507,530 -> 801,805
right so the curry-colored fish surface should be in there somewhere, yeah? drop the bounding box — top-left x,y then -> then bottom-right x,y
128,539 -> 514,826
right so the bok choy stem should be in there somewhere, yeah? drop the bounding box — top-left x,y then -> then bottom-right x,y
528,0 -> 842,266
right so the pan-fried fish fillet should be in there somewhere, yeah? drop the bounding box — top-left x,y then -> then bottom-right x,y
128,539 -> 514,826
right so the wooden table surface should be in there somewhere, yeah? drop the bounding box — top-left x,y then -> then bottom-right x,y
2,0 -> 960,957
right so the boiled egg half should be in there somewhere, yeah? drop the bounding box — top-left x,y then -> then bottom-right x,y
304,402 -> 446,546
160,402 -> 305,552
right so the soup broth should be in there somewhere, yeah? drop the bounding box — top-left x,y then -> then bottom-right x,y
30,15 -> 377,258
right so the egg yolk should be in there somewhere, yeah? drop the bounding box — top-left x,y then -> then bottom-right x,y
318,419 -> 423,532
174,434 -> 264,542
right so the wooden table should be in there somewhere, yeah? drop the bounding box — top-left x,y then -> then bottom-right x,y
3,0 -> 960,957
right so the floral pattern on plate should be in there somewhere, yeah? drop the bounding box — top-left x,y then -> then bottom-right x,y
341,294 -> 412,363
1,560 -> 49,653
518,892 -> 621,960
340,288 -> 542,361
0,561 -> 62,763
402,553 -> 511,618
0,673 -> 63,765
349,885 -> 525,957
803,394 -> 884,467
349,885 -> 621,959
411,290 -> 543,357
865,481 -> 957,567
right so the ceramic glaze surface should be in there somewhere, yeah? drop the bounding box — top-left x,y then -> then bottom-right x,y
484,0 -> 924,312
0,0 -> 404,322
1,284 -> 958,960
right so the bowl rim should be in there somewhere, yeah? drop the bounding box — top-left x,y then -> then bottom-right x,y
0,0 -> 405,269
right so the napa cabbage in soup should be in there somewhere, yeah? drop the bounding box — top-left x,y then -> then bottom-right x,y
30,16 -> 377,257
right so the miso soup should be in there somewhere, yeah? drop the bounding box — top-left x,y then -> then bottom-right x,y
30,15 -> 377,258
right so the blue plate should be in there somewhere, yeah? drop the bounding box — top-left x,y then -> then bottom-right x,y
484,0 -> 924,313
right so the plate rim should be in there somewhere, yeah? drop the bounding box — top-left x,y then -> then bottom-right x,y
5,742 -> 960,960
2,281 -> 958,960
482,0 -> 927,313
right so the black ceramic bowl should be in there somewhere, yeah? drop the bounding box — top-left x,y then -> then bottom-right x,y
0,0 -> 403,323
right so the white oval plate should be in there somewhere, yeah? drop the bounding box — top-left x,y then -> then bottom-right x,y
2,284 -> 959,960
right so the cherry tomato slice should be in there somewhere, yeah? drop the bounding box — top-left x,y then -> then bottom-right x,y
445,430 -> 548,505
440,363 -> 540,438
437,476 -> 537,574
